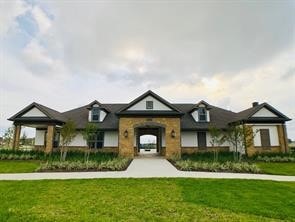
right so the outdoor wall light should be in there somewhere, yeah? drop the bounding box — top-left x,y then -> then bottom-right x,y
124,130 -> 128,138
171,129 -> 176,138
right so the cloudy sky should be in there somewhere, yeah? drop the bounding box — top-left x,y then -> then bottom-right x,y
0,0 -> 294,139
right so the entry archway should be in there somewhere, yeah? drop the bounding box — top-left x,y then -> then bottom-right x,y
134,126 -> 164,156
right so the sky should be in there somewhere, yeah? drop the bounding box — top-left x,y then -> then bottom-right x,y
0,0 -> 294,139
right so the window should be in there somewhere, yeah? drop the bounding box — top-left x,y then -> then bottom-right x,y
89,132 -> 104,149
197,132 -> 207,148
146,101 -> 153,110
198,108 -> 207,122
92,107 -> 100,121
53,132 -> 60,148
260,129 -> 270,147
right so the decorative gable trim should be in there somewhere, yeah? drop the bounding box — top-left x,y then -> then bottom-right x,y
22,107 -> 47,117
116,90 -> 183,114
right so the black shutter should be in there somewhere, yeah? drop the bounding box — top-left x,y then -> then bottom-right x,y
260,129 -> 270,147
197,132 -> 207,148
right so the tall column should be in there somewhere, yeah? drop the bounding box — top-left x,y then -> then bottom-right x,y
277,124 -> 288,153
12,124 -> 21,150
45,125 -> 54,153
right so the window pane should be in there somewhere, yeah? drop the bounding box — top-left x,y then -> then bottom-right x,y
198,108 -> 207,121
92,114 -> 99,121
89,142 -> 95,149
146,101 -> 153,109
96,141 -> 103,148
260,129 -> 270,147
197,132 -> 207,148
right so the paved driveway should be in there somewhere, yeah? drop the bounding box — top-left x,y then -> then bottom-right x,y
0,158 -> 295,181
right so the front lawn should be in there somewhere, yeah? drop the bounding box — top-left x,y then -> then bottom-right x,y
257,162 -> 295,176
0,179 -> 294,221
0,160 -> 40,173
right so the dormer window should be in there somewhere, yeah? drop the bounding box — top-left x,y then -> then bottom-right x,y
198,108 -> 207,122
92,107 -> 100,121
146,101 -> 153,110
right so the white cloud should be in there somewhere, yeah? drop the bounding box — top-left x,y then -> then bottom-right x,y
0,0 -> 28,36
31,5 -> 52,35
0,0 -> 294,140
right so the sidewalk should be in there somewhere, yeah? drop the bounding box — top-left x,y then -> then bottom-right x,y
0,158 -> 294,181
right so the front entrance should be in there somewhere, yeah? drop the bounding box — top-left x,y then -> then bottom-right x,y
135,127 -> 163,156
118,117 -> 181,158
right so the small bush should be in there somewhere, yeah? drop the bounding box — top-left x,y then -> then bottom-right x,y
173,160 -> 260,173
181,151 -> 241,162
0,149 -> 117,162
256,156 -> 295,162
36,158 -> 131,172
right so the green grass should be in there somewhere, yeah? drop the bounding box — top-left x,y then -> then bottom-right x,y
257,162 -> 295,176
0,179 -> 294,221
0,161 -> 40,173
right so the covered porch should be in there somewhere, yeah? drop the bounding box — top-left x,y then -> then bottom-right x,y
8,102 -> 66,153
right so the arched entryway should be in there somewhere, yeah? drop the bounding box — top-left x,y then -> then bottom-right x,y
134,122 -> 165,156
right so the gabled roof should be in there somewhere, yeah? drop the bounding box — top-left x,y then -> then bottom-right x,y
189,100 -> 213,112
234,102 -> 291,122
86,100 -> 111,112
8,102 -> 66,122
116,90 -> 183,114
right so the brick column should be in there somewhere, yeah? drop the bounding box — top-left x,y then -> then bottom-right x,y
12,124 -> 21,150
45,125 -> 54,153
277,124 -> 288,153
243,125 -> 255,156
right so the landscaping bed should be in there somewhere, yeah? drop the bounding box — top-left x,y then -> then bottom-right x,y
170,152 -> 295,175
170,159 -> 261,173
37,158 -> 132,172
0,149 -> 132,172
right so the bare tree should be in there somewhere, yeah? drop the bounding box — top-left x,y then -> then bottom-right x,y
208,126 -> 226,161
60,120 -> 76,161
3,127 -> 14,148
82,123 -> 98,162
225,124 -> 255,161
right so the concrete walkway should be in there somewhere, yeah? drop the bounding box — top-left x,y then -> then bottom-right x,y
0,158 -> 295,181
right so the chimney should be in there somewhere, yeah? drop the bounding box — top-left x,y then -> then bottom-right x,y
252,102 -> 259,107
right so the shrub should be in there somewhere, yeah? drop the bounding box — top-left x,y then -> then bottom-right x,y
0,149 -> 117,162
173,160 -> 260,173
256,156 -> 295,162
36,158 -> 131,172
181,151 -> 242,162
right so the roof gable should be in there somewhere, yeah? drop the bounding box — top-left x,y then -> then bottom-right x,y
8,102 -> 66,122
252,107 -> 278,118
22,107 -> 47,117
117,90 -> 182,113
235,102 -> 291,122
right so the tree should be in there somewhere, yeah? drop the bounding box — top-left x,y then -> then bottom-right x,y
21,132 -> 27,145
82,123 -> 98,162
60,120 -> 76,161
225,124 -> 255,161
3,127 -> 14,148
208,126 -> 226,161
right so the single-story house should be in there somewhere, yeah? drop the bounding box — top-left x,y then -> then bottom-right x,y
8,90 -> 291,157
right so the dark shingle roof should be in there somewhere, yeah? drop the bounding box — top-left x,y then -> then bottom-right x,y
8,93 -> 290,129
8,102 -> 66,122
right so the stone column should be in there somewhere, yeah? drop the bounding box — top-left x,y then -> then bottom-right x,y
277,124 -> 288,153
12,124 -> 21,150
45,125 -> 54,153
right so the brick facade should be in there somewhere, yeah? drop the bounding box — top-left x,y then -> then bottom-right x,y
246,124 -> 288,156
118,117 -> 181,158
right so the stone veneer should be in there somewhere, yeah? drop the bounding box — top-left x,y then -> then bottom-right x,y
119,117 -> 181,158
